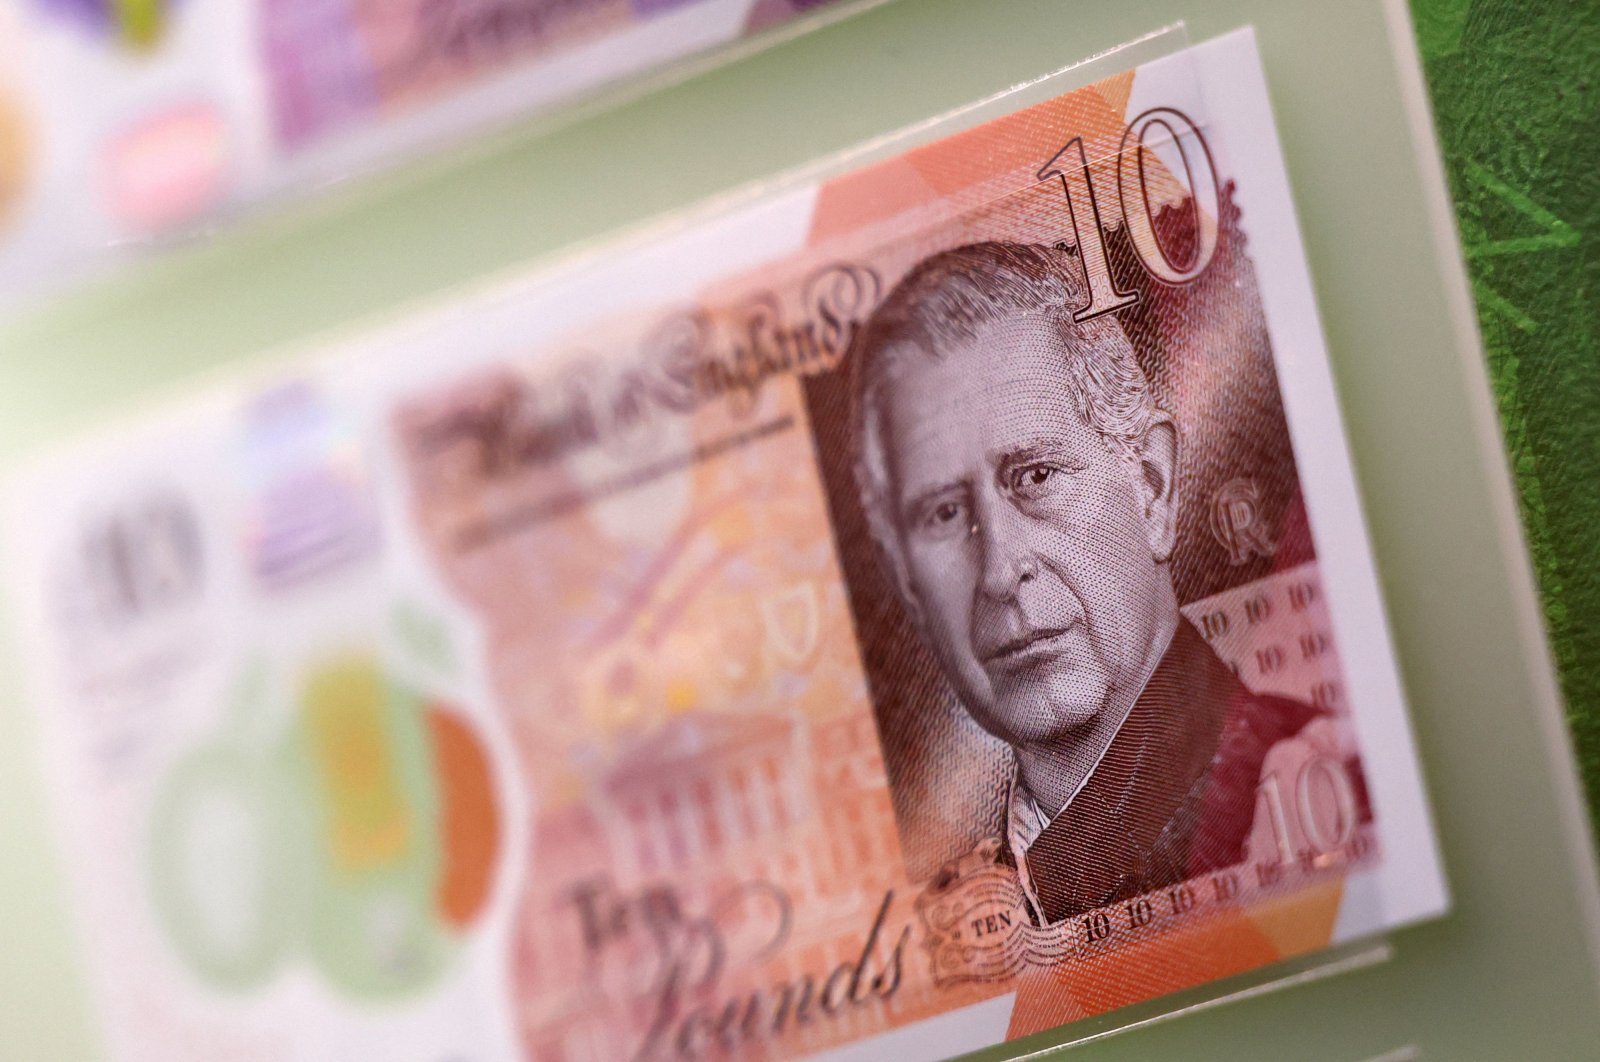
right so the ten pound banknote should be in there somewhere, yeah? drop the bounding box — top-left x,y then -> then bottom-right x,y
5,28 -> 1447,1062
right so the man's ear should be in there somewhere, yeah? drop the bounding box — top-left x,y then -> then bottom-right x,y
1134,416 -> 1179,563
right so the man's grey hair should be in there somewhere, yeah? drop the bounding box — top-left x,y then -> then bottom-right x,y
850,241 -> 1163,604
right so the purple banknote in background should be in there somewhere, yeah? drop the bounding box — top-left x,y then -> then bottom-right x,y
0,0 -> 867,309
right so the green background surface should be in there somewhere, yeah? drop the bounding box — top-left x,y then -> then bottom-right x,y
3,1 -> 1600,1059
1411,0 -> 1600,842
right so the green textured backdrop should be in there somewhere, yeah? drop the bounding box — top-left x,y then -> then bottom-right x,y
1412,0 -> 1600,835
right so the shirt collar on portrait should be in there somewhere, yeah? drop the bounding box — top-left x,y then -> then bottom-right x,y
1004,758 -> 1103,924
1004,777 -> 1049,925
1002,619 -> 1182,909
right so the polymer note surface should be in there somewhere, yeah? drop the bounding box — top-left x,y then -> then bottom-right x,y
7,28 -> 1446,1061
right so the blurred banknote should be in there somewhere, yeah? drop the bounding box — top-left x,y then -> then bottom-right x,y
259,0 -> 855,150
0,0 -> 863,307
7,27 -> 1445,1061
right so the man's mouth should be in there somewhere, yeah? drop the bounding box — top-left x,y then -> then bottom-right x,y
981,626 -> 1077,667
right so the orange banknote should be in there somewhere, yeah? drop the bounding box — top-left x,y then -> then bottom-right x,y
8,28 -> 1445,1061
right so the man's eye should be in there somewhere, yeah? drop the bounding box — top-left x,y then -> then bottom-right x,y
916,496 -> 968,536
1009,463 -> 1069,499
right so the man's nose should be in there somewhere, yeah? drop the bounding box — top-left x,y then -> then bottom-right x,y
975,491 -> 1039,601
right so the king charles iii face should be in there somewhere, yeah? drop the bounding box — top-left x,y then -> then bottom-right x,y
878,314 -> 1180,751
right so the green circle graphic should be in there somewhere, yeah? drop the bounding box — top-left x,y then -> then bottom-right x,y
146,743 -> 304,991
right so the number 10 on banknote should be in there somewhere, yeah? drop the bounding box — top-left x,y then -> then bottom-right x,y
9,26 -> 1447,1062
